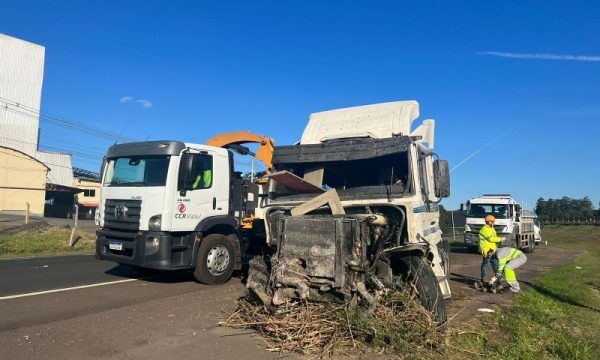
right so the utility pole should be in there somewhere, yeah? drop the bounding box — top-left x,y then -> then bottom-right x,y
250,159 -> 255,182
451,210 -> 456,242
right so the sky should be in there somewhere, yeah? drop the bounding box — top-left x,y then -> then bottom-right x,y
1,0 -> 599,209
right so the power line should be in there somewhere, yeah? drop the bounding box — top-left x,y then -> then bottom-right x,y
0,134 -> 103,161
0,96 -> 137,142
450,121 -> 523,173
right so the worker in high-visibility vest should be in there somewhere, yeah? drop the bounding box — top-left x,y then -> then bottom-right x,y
478,214 -> 501,284
193,168 -> 212,189
482,245 -> 528,293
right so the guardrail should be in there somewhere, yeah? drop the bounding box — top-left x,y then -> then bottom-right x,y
542,219 -> 599,225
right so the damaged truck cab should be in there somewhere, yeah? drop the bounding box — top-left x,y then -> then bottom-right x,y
248,101 -> 451,323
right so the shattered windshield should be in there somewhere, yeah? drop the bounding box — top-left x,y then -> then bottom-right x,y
104,156 -> 170,187
273,152 -> 411,198
467,204 -> 509,219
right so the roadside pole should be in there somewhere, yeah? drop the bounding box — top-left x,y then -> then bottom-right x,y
451,210 -> 456,242
69,205 -> 79,247
25,202 -> 30,224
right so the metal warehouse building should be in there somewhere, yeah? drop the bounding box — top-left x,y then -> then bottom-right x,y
0,34 -> 76,216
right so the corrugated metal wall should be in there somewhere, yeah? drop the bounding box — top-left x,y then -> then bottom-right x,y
0,34 -> 44,146
0,34 -> 74,187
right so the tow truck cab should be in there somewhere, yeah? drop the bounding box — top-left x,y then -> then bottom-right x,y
95,141 -> 252,283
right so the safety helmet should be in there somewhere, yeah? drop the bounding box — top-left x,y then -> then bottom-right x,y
485,214 -> 496,223
481,245 -> 495,257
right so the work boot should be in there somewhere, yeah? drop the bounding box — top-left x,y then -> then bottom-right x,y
474,279 -> 484,290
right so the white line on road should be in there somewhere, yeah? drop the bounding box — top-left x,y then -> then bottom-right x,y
0,278 -> 143,301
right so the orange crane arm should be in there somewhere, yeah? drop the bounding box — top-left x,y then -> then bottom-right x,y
205,131 -> 275,171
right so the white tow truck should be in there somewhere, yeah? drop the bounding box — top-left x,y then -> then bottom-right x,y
463,194 -> 536,253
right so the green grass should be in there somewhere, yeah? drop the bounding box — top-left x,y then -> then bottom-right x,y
542,224 -> 600,253
449,225 -> 600,359
0,227 -> 96,258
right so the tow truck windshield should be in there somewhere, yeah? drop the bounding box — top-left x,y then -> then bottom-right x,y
467,203 -> 509,219
104,156 -> 170,187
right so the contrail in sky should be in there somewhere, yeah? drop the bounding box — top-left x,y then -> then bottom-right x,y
450,121 -> 523,173
478,51 -> 600,62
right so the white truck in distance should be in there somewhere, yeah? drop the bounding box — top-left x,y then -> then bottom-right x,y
95,100 -> 452,323
463,194 -> 536,253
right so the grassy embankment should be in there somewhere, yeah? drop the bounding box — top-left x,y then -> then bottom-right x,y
0,225 -> 96,258
450,225 -> 600,359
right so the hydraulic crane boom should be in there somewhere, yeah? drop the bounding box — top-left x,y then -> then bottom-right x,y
205,131 -> 275,172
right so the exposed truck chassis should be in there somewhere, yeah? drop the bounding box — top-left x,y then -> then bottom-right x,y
247,204 -> 447,322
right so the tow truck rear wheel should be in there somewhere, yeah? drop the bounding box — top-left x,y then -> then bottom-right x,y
396,255 -> 447,325
193,234 -> 235,285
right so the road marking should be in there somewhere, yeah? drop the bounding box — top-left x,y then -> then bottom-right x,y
0,278 -> 143,301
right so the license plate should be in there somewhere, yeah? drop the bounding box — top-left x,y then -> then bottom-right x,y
109,241 -> 123,251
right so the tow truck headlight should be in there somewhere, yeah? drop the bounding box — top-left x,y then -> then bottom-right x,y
464,224 -> 471,232
149,215 -> 162,231
145,236 -> 160,255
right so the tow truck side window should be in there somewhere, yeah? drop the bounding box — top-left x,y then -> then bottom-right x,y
190,154 -> 213,190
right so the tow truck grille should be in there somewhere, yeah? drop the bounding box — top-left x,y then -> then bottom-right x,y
103,199 -> 141,241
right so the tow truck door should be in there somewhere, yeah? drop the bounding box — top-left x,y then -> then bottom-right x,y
171,149 -> 229,232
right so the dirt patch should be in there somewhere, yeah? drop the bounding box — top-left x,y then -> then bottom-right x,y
0,221 -> 52,237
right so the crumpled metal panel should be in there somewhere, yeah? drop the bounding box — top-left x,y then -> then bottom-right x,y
277,216 -> 342,279
300,101 -> 419,144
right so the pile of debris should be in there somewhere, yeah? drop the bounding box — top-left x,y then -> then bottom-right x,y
220,289 -> 444,357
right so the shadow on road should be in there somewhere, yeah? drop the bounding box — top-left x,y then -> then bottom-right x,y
104,265 -> 196,283
450,272 -> 478,289
449,245 -> 477,254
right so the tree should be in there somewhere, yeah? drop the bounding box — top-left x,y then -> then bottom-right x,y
535,196 -> 596,222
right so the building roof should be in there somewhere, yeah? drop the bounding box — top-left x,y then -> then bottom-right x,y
0,145 -> 50,170
73,167 -> 101,182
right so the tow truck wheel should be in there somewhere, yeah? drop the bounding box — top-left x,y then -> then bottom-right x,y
396,255 -> 447,325
193,234 -> 235,285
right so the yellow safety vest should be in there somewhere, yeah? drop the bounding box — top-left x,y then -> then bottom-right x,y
479,224 -> 502,256
497,247 -> 523,272
192,169 -> 212,189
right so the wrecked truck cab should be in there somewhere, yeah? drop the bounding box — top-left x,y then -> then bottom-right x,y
248,101 -> 451,323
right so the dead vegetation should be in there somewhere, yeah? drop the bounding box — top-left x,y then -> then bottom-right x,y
220,289 -> 445,358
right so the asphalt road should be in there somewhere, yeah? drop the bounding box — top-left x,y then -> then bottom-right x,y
0,245 -> 585,359
0,255 -> 141,298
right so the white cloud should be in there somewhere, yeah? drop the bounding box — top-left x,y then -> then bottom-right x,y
136,99 -> 153,108
119,96 -> 153,109
477,51 -> 600,62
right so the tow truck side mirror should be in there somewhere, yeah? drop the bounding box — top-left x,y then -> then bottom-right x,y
433,159 -> 450,198
178,153 -> 194,193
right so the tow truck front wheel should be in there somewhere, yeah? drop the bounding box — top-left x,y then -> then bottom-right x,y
193,234 -> 234,285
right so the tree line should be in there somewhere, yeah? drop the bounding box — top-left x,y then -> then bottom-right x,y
535,197 -> 598,222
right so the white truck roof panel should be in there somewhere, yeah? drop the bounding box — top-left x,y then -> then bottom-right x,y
469,198 -> 514,205
300,101 -> 420,144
